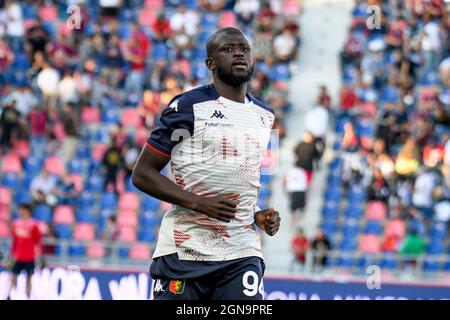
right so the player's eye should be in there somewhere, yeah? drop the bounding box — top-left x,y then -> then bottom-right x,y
241,47 -> 250,52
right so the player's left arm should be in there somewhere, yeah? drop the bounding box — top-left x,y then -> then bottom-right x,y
255,208 -> 281,236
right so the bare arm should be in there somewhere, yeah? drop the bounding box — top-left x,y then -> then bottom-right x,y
131,145 -> 239,222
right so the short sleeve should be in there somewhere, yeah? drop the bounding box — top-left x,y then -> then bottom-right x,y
146,95 -> 195,158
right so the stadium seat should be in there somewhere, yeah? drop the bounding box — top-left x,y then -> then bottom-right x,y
219,11 -> 237,28
1,154 -> 22,173
33,204 -> 52,222
0,221 -> 10,238
140,211 -> 159,228
0,205 -> 10,221
54,224 -> 73,239
68,243 -> 86,257
1,173 -> 20,189
92,144 -> 108,162
78,191 -> 96,209
0,188 -> 12,206
139,9 -> 156,27
129,243 -> 151,261
70,174 -> 84,192
101,192 -> 118,209
358,235 -> 381,253
73,223 -> 95,241
364,220 -> 383,235
39,4 -> 57,21
118,226 -> 137,243
365,201 -> 387,220
87,242 -> 105,259
138,228 -> 156,242
121,108 -> 142,128
384,219 -> 406,239
44,157 -> 64,176
85,174 -> 104,193
118,193 -> 140,211
117,211 -> 139,228
12,139 -> 30,158
81,106 -> 101,125
343,219 -> 360,237
76,210 -> 95,223
54,206 -> 75,224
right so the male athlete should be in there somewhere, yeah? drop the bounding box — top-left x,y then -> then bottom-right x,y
132,27 -> 281,300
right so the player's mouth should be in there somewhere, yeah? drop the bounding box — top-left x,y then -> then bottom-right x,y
232,61 -> 248,70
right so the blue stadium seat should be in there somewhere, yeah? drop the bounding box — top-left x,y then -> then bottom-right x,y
140,211 -> 159,228
55,224 -> 73,239
1,173 -> 20,189
345,205 -> 363,219
118,247 -> 129,258
15,190 -> 32,205
69,244 -> 86,257
427,241 -> 444,255
76,144 -> 91,160
320,219 -> 338,238
24,157 -> 42,175
364,220 -> 383,235
141,197 -> 160,212
380,254 -> 398,269
138,229 -> 156,242
78,191 -> 96,209
430,223 -> 448,241
76,210 -> 95,223
337,254 -> 354,267
85,175 -> 104,193
67,159 -> 83,174
152,42 -> 169,60
33,204 -> 52,222
340,237 -> 357,251
423,258 -> 440,272
101,192 -> 117,209
102,108 -> 121,124
270,63 -> 290,81
343,219 -> 360,237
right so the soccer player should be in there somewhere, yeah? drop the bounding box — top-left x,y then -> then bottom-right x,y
132,27 -> 281,300
7,204 -> 43,299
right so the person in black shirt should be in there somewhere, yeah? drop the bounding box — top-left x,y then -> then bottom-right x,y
311,229 -> 332,272
102,140 -> 123,193
0,98 -> 22,152
294,131 -> 320,173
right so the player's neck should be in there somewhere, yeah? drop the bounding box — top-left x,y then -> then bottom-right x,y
212,80 -> 247,104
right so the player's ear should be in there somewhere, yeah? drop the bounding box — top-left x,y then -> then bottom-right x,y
205,58 -> 215,71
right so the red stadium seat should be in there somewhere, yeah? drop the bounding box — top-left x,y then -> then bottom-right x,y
39,4 -> 57,22
0,188 -> 12,206
81,106 -> 101,124
144,0 -> 163,10
73,223 -> 95,241
365,201 -> 387,220
0,221 -> 10,238
385,219 -> 406,239
37,221 -> 49,235
129,243 -> 151,261
139,10 -> 156,27
283,0 -> 302,16
118,193 -> 139,211
87,242 -> 105,259
1,154 -> 22,174
219,12 -> 237,28
12,140 -> 30,158
92,144 -> 108,162
118,227 -> 137,243
44,157 -> 64,176
70,174 -> 84,192
358,235 -> 381,253
360,136 -> 373,150
0,205 -> 10,221
117,211 -> 138,228
53,205 -> 75,224
121,108 -> 142,128
135,127 -> 149,146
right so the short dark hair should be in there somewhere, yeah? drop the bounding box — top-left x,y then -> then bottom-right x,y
19,203 -> 33,213
206,27 -> 246,58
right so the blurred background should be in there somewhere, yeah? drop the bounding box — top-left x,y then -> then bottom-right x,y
0,0 -> 449,299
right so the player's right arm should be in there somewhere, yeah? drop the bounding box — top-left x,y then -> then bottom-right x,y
132,145 -> 239,222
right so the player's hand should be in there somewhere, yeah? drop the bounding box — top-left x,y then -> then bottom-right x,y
193,193 -> 240,223
255,208 -> 281,236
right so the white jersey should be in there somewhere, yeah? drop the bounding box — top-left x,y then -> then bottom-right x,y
146,84 -> 275,261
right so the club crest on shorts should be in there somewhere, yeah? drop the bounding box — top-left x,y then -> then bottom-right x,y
169,279 -> 185,294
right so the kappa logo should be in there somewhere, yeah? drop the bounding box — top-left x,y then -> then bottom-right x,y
210,110 -> 227,119
154,279 -> 165,293
169,99 -> 179,112
169,279 -> 185,295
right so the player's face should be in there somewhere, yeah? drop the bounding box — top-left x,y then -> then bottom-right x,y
213,34 -> 254,87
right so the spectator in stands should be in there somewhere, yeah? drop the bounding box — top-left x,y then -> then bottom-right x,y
28,104 -> 47,157
152,13 -> 172,42
124,27 -> 148,95
102,34 -> 124,89
4,0 -> 25,53
123,142 -> 140,185
169,4 -> 199,38
273,29 -> 297,62
311,230 -> 331,272
58,70 -> 79,107
199,0 -> 226,11
341,122 -> 361,182
367,168 -> 391,204
340,30 -> 362,71
100,0 -> 122,20
317,85 -> 331,109
30,169 -> 58,206
56,171 -> 78,206
234,0 -> 260,27
0,37 -> 14,80
284,165 -> 309,229
381,234 -> 400,253
24,19 -> 50,61
290,228 -> 309,271
36,61 -> 60,109
395,138 -> 420,180
304,101 -> 330,167
399,229 -> 427,269
102,140 -> 123,193
59,102 -> 80,165
412,167 -> 437,219
102,216 -> 120,257
138,90 -> 161,128
7,204 -> 43,300
294,131 -> 320,178
9,84 -> 38,117
0,96 -> 23,152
